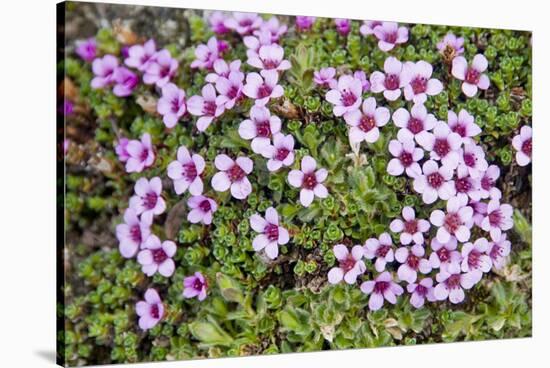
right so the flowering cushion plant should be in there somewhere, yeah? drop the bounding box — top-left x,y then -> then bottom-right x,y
60,4 -> 532,366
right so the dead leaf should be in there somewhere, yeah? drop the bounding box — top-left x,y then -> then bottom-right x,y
165,200 -> 188,240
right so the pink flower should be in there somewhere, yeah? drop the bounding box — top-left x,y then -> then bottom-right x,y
393,103 -> 437,143
183,272 -> 208,301
395,245 -> 432,283
488,233 -> 511,270
143,49 -> 178,88
452,54 -> 490,97
325,75 -> 363,117
75,37 -> 97,62
215,71 -> 245,109
314,67 -> 337,89
344,97 -> 390,144
167,146 -> 205,195
512,125 -> 532,166
125,133 -> 155,173
453,165 -> 481,203
115,137 -> 130,163
417,122 -> 463,169
136,289 -> 164,330
225,12 -> 263,35
430,196 -> 473,243
187,195 -> 218,225
434,263 -> 477,304
209,11 -> 230,34
243,30 -> 273,59
334,18 -> 351,36
137,235 -> 177,277
250,207 -> 289,259
296,16 -> 316,32
262,133 -> 295,172
413,160 -> 456,204
387,135 -> 424,178
437,33 -> 464,56
370,57 -> 406,101
481,200 -> 513,241
157,83 -> 186,128
359,20 -> 382,36
129,177 -> 166,217
91,55 -> 119,89
429,237 -> 461,271
247,44 -> 291,72
211,154 -> 254,200
470,199 -> 488,227
458,143 -> 488,179
354,70 -> 371,92
328,244 -> 366,284
360,271 -> 404,311
256,16 -> 287,42
460,238 -> 492,282
205,59 -> 242,83
364,233 -> 395,272
447,109 -> 481,144
407,278 -> 436,308
116,208 -> 152,258
238,106 -> 281,155
390,206 -> 430,245
187,84 -> 226,132
401,61 -> 443,104
125,39 -> 157,71
243,70 -> 284,106
191,37 -> 222,70
479,165 -> 500,199
112,67 -> 138,97
373,22 -> 408,51
287,156 -> 328,207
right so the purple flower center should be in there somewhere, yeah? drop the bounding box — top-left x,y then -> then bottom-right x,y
150,304 -> 160,319
275,147 -> 290,161
437,247 -> 451,263
341,90 -> 357,107
433,138 -> 451,158
375,244 -> 391,258
467,249 -> 482,269
404,220 -> 418,234
139,148 -> 150,162
130,224 -> 142,243
264,223 -> 279,241
256,121 -> 272,138
203,100 -> 217,116
522,138 -> 532,157
302,172 -> 317,190
183,162 -> 198,181
171,96 -> 182,113
488,209 -> 502,227
385,32 -> 397,44
359,115 -> 376,132
262,59 -> 279,70
407,117 -> 424,134
159,64 -> 171,78
143,192 -> 158,210
399,151 -> 413,167
374,280 -> 390,294
490,244 -> 503,260
463,152 -> 476,167
427,172 -> 444,189
340,256 -> 356,273
228,164 -> 246,182
227,85 -> 240,99
452,123 -> 467,137
257,83 -> 273,99
193,278 -> 205,291
410,77 -> 428,94
406,254 -> 420,270
415,284 -> 428,297
465,67 -> 480,85
481,175 -> 493,191
199,199 -> 211,213
455,177 -> 472,193
384,74 -> 400,90
152,248 -> 168,264
445,274 -> 461,289
444,213 -> 461,234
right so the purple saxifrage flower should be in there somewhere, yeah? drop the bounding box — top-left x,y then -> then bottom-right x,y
187,195 -> 218,225
112,67 -> 139,97
136,288 -> 164,330
390,206 -> 430,245
370,57 -> 406,101
239,105 -> 281,155
460,237 -> 492,283
458,143 -> 488,179
407,278 -> 436,308
125,133 -> 155,173
481,199 -> 514,241
452,54 -> 490,97
183,272 -> 208,301
479,164 -> 501,199
360,271 -> 404,311
115,137 -> 130,163
437,33 -> 464,56
344,97 -> 390,144
191,36 -> 222,70
187,84 -> 226,132
225,12 -> 263,36
447,109 -> 481,144
434,263 -> 477,304
430,196 -> 474,243
157,83 -> 186,128
205,59 -> 242,83
209,11 -> 230,34
116,208 -> 152,258
364,233 -> 395,272
250,207 -> 289,259
129,177 -> 166,217
262,133 -> 295,172
401,60 -> 443,104
453,165 -> 481,203
91,54 -> 119,89
167,146 -> 205,196
247,44 -> 291,72
138,235 -> 177,277
373,22 -> 408,51
75,37 -> 97,62
387,135 -> 423,178
125,39 -> 157,71
417,121 -> 463,169
359,20 -> 382,36
413,160 -> 456,204
393,103 -> 437,144
354,70 -> 371,93
395,244 -> 432,283
211,154 -> 254,200
429,237 -> 461,271
296,16 -> 316,32
243,30 -> 273,59
328,244 -> 365,284
143,49 -> 178,88
334,18 -> 351,37
215,71 -> 245,109
243,70 -> 284,106
257,16 -> 287,42
287,156 -> 328,207
325,75 -> 363,117
512,125 -> 532,167
488,233 -> 511,270
314,67 -> 337,89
